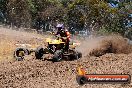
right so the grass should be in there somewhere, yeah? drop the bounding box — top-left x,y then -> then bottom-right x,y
0,38 -> 16,60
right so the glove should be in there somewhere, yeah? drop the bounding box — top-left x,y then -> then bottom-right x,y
56,35 -> 61,38
62,37 -> 67,40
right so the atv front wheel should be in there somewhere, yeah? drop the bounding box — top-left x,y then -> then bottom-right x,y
14,48 -> 29,61
52,50 -> 63,62
35,47 -> 44,59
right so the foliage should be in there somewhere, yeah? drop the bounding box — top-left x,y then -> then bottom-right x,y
0,0 -> 131,38
0,0 -> 7,12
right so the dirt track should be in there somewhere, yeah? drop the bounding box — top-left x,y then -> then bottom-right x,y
0,27 -> 132,88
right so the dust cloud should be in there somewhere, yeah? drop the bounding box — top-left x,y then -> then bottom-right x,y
77,35 -> 132,57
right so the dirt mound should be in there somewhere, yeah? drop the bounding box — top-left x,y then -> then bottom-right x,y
89,35 -> 132,57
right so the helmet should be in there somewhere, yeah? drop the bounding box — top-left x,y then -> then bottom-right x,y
56,24 -> 64,29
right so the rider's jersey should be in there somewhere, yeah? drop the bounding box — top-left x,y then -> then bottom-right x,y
56,30 -> 70,39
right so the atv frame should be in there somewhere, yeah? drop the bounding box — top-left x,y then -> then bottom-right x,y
14,37 -> 82,62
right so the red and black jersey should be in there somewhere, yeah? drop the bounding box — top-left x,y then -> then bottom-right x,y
56,30 -> 70,38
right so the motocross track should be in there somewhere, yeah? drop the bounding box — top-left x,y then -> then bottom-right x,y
0,26 -> 132,88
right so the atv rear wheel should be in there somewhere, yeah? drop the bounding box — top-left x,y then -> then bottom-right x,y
70,51 -> 82,60
14,48 -> 29,61
35,47 -> 44,59
52,50 -> 63,62
78,52 -> 82,58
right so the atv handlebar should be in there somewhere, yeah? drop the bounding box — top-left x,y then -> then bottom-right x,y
55,35 -> 67,40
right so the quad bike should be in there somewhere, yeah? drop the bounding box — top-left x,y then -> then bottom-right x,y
14,36 -> 82,62
35,36 -> 82,62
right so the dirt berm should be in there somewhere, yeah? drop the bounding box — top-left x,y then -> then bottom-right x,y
0,27 -> 132,88
89,35 -> 132,57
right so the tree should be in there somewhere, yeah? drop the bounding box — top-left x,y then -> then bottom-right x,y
6,0 -> 32,28
0,0 -> 8,23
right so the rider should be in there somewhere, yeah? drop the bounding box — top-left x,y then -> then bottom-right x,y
55,24 -> 70,52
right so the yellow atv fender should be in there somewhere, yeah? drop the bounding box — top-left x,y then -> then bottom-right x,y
46,38 -> 65,44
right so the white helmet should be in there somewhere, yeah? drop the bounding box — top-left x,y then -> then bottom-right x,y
56,24 -> 64,28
